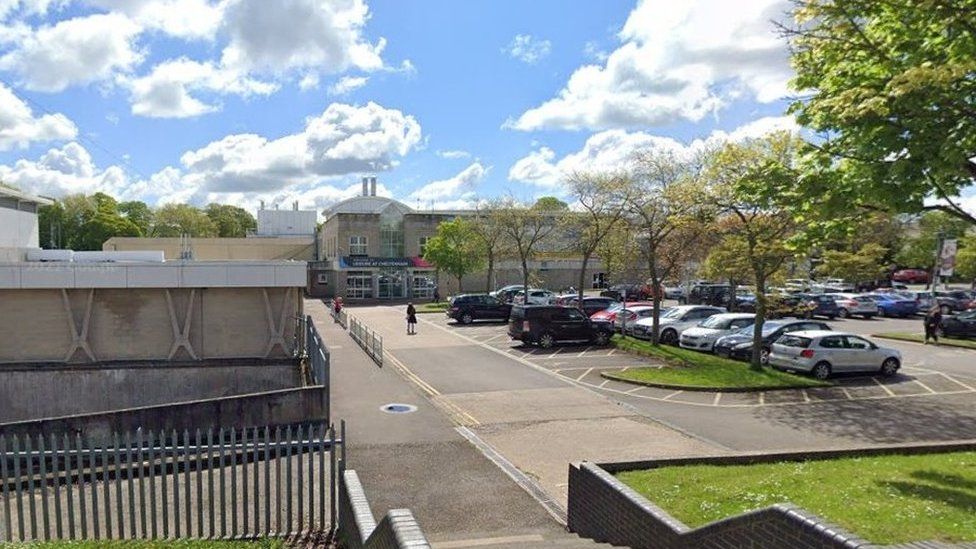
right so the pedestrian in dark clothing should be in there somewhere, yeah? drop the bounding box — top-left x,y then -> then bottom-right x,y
924,305 -> 942,344
406,302 -> 417,335
432,287 -> 440,303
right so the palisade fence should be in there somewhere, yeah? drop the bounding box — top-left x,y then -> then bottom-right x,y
0,421 -> 345,542
347,317 -> 383,366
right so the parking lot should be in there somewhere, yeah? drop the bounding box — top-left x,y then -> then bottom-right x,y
430,314 -> 976,411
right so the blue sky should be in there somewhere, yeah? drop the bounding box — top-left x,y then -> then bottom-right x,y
0,0 -> 804,214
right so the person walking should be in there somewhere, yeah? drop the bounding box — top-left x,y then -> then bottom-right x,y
924,304 -> 942,344
406,302 -> 418,335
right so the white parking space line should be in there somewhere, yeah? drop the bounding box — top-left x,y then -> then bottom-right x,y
801,389 -> 811,403
578,346 -> 592,357
608,349 -> 617,356
913,378 -> 937,394
482,334 -> 504,343
871,377 -> 897,397
625,385 -> 645,394
941,373 -> 976,392
662,390 -> 683,400
547,350 -> 560,359
758,392 -> 765,406
597,379 -> 609,388
839,386 -> 854,400
575,368 -> 593,382
713,392 -> 722,406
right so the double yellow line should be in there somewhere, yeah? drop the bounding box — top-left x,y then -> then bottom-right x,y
382,350 -> 481,426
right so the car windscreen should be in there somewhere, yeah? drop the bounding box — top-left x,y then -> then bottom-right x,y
662,308 -> 685,319
699,316 -> 732,329
776,335 -> 811,348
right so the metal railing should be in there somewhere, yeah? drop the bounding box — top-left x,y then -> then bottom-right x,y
305,315 -> 330,388
0,422 -> 344,542
347,317 -> 383,366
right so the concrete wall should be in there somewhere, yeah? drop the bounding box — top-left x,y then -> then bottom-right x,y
103,236 -> 315,261
0,385 -> 326,443
338,469 -> 431,549
257,209 -> 316,236
0,286 -> 302,363
0,206 -> 40,250
0,359 -> 300,422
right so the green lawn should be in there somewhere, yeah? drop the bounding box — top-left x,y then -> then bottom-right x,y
416,302 -> 449,313
9,541 -> 287,548
609,335 -> 827,389
616,451 -> 976,544
874,332 -> 976,350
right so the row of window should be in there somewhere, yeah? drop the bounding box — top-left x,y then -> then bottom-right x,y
344,271 -> 435,299
345,236 -> 431,257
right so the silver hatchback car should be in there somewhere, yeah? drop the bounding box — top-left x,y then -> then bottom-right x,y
768,330 -> 901,380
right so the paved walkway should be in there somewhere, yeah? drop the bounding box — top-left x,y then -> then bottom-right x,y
307,300 -> 567,547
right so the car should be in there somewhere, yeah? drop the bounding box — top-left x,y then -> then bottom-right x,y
797,293 -> 840,319
679,313 -> 756,352
589,301 -> 655,323
765,293 -> 817,319
664,286 -> 685,300
784,279 -> 813,292
629,305 -> 726,344
900,291 -> 935,312
600,283 -> 654,302
507,305 -> 614,348
892,269 -> 930,284
714,320 -> 833,364
512,288 -> 555,305
611,305 -> 670,332
564,296 -> 619,316
553,293 -> 582,306
490,285 -> 526,303
831,294 -> 878,319
768,331 -> 901,380
940,310 -> 976,339
445,294 -> 512,324
935,291 -> 975,313
864,293 -> 919,317
679,283 -> 733,307
823,278 -> 856,292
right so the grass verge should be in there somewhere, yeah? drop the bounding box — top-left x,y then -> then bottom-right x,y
616,451 -> 976,544
873,332 -> 976,350
12,540 -> 287,548
416,302 -> 449,314
609,335 -> 828,390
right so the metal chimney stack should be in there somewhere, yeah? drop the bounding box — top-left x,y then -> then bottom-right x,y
370,176 -> 377,196
362,176 -> 369,196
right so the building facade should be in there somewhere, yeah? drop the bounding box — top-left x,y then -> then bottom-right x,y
0,186 -> 52,262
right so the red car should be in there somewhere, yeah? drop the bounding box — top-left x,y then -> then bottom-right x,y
892,269 -> 930,284
589,301 -> 655,322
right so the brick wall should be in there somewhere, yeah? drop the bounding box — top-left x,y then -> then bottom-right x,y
338,469 -> 430,549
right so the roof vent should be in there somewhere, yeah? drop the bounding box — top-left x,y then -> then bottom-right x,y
362,176 -> 369,197
370,176 -> 377,196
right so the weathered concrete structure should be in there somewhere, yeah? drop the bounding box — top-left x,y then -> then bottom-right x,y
0,186 -> 52,262
103,235 -> 316,260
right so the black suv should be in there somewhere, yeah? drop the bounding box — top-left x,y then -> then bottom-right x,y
446,294 -> 512,324
600,284 -> 647,302
679,284 -> 732,307
508,305 -> 614,348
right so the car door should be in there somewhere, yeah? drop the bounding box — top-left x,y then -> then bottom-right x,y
818,336 -> 850,371
843,335 -> 878,371
552,308 -> 586,341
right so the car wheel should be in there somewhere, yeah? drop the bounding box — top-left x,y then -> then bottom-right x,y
811,362 -> 832,380
461,313 -> 474,325
538,332 -> 556,349
941,305 -> 951,315
863,314 -> 875,319
880,357 -> 900,377
760,347 -> 770,366
660,329 -> 678,346
877,308 -> 887,317
592,330 -> 610,346
828,315 -> 837,320
837,308 -> 850,319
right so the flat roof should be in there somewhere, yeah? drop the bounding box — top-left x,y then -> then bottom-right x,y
0,186 -> 54,206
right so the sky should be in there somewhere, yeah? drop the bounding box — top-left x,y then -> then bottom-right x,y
0,0 -> 814,215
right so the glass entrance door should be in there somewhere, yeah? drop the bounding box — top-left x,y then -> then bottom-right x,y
377,269 -> 406,299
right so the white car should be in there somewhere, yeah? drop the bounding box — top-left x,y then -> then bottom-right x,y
612,305 -> 662,332
824,278 -> 856,292
784,279 -> 813,292
629,305 -> 726,345
831,293 -> 879,319
769,330 -> 901,380
679,313 -> 756,352
512,289 -> 555,305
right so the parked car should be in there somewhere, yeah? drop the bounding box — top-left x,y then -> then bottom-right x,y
784,279 -> 813,292
664,286 -> 685,300
629,305 -> 725,344
490,285 -> 526,303
797,294 -> 840,319
679,284 -> 733,307
589,301 -> 655,323
553,293 -> 582,306
679,313 -> 756,352
768,331 -> 901,380
765,294 -> 816,319
564,296 -> 619,316
935,291 -> 975,313
611,305 -> 670,332
446,294 -> 512,324
600,283 -> 655,302
831,294 -> 879,319
512,289 -> 555,305
892,269 -> 930,284
864,293 -> 919,317
823,278 -> 856,292
714,320 -> 833,363
940,310 -> 976,339
900,291 -> 935,312
508,305 -> 614,348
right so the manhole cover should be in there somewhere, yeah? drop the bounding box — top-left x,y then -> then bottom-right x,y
380,403 -> 417,414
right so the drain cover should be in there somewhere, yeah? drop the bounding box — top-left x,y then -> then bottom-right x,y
380,403 -> 417,414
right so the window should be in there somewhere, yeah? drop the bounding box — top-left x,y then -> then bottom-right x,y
349,236 -> 367,256
844,336 -> 871,350
316,273 -> 328,284
820,337 -> 844,349
346,271 -> 372,299
419,236 -> 430,257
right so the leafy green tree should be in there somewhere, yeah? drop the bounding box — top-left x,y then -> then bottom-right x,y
205,203 -> 257,237
472,199 -> 511,292
422,217 -> 485,292
151,203 -> 218,237
533,196 -> 569,211
783,0 -> 976,226
497,197 -> 564,292
956,238 -> 976,286
118,201 -> 154,236
816,243 -> 889,283
895,211 -> 973,269
76,194 -> 141,250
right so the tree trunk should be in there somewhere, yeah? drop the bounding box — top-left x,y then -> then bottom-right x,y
750,275 -> 766,371
486,254 -> 495,293
457,273 -> 463,294
728,278 -> 737,312
521,254 -> 530,297
647,246 -> 661,345
578,253 -> 591,312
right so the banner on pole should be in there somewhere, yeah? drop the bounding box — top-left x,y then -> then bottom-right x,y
940,239 -> 958,277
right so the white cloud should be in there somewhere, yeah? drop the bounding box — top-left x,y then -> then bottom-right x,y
509,115 -> 798,187
0,12 -> 143,92
220,0 -> 386,75
0,82 -> 77,150
0,142 -> 134,198
87,0 -> 224,40
328,75 -> 368,96
299,72 -> 320,91
505,34 -> 551,64
126,58 -> 278,118
436,149 -> 470,160
510,0 -> 791,131
407,162 -> 486,202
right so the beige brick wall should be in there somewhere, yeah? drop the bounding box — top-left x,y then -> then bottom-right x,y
0,287 -> 302,363
104,236 -> 315,261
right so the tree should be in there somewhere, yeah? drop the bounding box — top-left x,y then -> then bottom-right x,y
706,133 -> 801,370
627,149 -> 713,343
497,197 -> 564,292
564,172 -> 631,310
119,201 -> 154,236
471,200 -> 511,292
152,204 -> 218,237
782,0 -> 976,226
422,217 -> 485,292
896,211 -> 973,270
956,238 -> 976,286
205,203 -> 257,237
595,221 -> 641,287
816,243 -> 889,283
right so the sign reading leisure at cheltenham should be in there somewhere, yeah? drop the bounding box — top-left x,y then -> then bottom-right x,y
341,256 -> 412,268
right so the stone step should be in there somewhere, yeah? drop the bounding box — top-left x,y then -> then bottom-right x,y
430,532 -> 620,548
